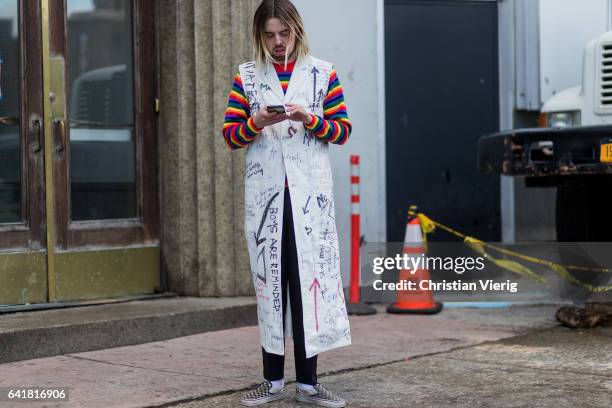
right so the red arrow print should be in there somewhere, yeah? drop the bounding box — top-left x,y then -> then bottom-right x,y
309,278 -> 321,332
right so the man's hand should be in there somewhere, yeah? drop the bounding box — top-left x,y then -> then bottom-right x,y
285,103 -> 313,125
253,107 -> 288,129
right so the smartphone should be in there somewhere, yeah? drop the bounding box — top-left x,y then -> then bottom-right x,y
266,105 -> 286,114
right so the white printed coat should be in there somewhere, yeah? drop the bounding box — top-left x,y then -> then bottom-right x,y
239,55 -> 351,358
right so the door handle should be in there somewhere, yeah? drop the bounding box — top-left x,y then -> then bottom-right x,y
0,116 -> 19,126
30,118 -> 42,153
54,118 -> 66,153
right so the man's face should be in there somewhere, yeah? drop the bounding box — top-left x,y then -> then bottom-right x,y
263,18 -> 292,61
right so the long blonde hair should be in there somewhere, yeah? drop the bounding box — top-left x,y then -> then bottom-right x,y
252,0 -> 310,67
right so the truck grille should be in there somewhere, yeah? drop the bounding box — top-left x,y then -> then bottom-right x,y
600,43 -> 612,108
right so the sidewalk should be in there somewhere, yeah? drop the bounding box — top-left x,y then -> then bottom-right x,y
1,304 -> 603,408
193,323 -> 612,408
0,296 -> 256,364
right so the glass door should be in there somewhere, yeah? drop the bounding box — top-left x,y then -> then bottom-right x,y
48,0 -> 160,302
0,0 -> 47,305
0,0 -> 160,306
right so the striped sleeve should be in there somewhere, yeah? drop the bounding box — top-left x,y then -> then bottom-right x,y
304,68 -> 352,145
222,73 -> 263,150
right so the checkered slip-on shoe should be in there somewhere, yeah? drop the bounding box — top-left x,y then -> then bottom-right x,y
240,381 -> 287,406
295,383 -> 346,408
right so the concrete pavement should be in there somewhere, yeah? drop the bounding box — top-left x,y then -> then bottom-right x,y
1,304 -> 609,407
0,296 -> 257,363
192,326 -> 612,408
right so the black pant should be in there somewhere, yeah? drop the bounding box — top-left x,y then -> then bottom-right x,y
262,187 -> 318,385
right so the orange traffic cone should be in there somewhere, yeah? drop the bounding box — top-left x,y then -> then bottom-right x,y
386,216 -> 443,314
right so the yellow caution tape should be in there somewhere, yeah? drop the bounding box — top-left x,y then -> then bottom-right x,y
408,208 -> 612,292
464,237 -> 548,285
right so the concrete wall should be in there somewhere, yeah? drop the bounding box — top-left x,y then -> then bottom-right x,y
159,0 -> 259,297
292,0 -> 386,283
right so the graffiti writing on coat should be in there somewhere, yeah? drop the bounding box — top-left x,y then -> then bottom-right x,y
316,193 -> 330,210
301,196 -> 311,215
317,334 -> 337,347
239,58 -> 351,357
303,131 -> 315,146
256,279 -> 269,301
250,190 -> 281,287
320,227 -> 334,241
254,191 -> 280,246
246,161 -> 264,179
268,146 -> 279,161
243,62 -> 262,115
327,198 -> 335,220
323,308 -> 347,331
317,88 -> 325,103
311,66 -> 319,105
284,152 -> 303,166
270,237 -> 281,312
288,124 -> 298,138
256,246 -> 267,283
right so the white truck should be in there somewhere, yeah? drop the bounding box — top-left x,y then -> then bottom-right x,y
540,31 -> 612,130
479,31 -> 612,303
480,30 -> 612,243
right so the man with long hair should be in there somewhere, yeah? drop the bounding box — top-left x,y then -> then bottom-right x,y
222,1 -> 352,406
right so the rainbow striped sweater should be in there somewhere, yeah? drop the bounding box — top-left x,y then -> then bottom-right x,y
222,61 -> 352,150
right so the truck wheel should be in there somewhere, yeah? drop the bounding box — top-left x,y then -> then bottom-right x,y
555,176 -> 612,301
